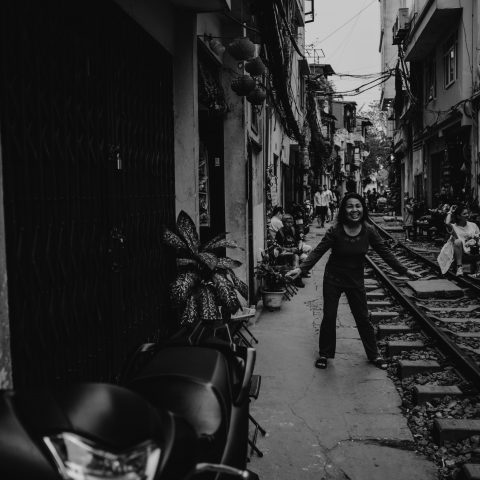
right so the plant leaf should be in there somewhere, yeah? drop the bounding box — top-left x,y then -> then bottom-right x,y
162,227 -> 189,252
197,284 -> 219,322
176,210 -> 200,254
180,295 -> 198,326
176,258 -> 199,268
212,273 -> 241,313
195,252 -> 219,270
216,257 -> 242,270
203,238 -> 241,252
229,269 -> 248,300
200,232 -> 227,252
169,271 -> 200,305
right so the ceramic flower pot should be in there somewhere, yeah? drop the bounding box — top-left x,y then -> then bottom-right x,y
261,288 -> 285,311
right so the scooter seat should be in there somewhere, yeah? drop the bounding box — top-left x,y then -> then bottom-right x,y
127,346 -> 232,439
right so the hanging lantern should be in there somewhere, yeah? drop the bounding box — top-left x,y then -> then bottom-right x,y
231,75 -> 256,96
208,38 -> 226,56
245,57 -> 266,76
246,85 -> 267,105
227,36 -> 255,61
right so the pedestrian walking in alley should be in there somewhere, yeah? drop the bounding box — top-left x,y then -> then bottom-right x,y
286,192 -> 421,370
313,185 -> 332,227
445,203 -> 480,277
404,196 -> 415,242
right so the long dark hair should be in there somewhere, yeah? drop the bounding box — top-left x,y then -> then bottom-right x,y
452,203 -> 468,224
337,192 -> 370,225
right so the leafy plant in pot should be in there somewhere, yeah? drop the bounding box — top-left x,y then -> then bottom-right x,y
162,211 -> 248,328
254,261 -> 297,310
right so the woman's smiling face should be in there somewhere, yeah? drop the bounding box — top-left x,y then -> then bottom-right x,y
344,197 -> 363,223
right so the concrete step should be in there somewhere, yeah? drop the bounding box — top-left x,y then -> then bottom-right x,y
398,360 -> 442,378
407,279 -> 464,299
433,419 -> 480,445
413,385 -> 463,404
387,340 -> 425,357
459,463 -> 480,480
377,324 -> 414,339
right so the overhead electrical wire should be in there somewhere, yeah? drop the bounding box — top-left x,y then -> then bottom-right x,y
314,0 -> 377,45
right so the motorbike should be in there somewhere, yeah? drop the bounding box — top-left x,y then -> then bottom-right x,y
119,324 -> 257,480
0,331 -> 258,479
291,202 -> 310,236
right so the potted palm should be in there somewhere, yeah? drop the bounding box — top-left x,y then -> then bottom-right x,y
162,211 -> 248,327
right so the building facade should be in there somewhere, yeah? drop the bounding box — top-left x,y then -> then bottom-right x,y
383,0 -> 480,211
0,0 -> 311,387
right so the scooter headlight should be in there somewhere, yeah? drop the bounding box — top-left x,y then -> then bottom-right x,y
43,433 -> 161,480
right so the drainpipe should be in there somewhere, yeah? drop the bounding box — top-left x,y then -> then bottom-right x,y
0,138 -> 12,389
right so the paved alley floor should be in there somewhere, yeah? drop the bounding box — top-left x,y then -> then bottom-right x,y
249,223 -> 437,480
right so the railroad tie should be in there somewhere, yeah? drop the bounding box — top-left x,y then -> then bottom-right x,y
387,340 -> 425,357
397,359 -> 442,379
433,418 -> 480,445
458,463 -> 480,480
377,324 -> 414,339
367,300 -> 392,307
370,311 -> 400,323
412,385 -> 463,405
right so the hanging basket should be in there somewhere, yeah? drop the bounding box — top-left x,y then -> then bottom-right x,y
245,57 -> 266,76
208,38 -> 226,56
231,75 -> 256,96
246,85 -> 267,105
227,36 -> 255,61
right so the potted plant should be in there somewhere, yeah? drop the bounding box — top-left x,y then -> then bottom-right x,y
162,211 -> 248,327
254,259 -> 297,311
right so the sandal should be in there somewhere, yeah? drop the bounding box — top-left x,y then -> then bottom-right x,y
315,356 -> 328,369
469,272 -> 480,280
370,357 -> 388,370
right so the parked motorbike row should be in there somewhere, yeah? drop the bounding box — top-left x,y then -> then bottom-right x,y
291,201 -> 312,237
0,322 -> 260,480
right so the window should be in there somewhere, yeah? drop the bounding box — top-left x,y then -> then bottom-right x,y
250,103 -> 258,134
424,56 -> 436,103
443,34 -> 457,88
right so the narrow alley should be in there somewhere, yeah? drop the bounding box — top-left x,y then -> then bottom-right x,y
250,223 -> 437,480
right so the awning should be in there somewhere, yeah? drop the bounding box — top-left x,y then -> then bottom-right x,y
405,2 -> 462,62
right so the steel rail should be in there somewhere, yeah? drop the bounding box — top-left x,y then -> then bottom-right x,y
370,218 -> 480,293
365,253 -> 480,389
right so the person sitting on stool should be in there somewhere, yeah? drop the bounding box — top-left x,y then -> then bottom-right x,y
445,203 -> 480,277
275,214 -> 311,287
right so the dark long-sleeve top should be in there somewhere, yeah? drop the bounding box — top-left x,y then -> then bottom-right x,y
299,223 -> 408,288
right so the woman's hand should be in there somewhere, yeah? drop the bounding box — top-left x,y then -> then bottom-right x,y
286,267 -> 302,280
406,269 -> 421,279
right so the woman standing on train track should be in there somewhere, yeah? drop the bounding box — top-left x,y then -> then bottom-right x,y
445,203 -> 480,277
286,192 -> 421,370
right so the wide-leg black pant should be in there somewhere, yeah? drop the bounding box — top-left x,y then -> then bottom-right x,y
319,281 -> 378,360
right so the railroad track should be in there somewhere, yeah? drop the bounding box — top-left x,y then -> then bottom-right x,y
364,217 -> 480,479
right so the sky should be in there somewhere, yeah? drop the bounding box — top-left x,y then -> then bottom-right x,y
305,0 -> 382,112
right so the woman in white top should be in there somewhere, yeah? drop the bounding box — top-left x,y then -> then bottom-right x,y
445,203 -> 480,276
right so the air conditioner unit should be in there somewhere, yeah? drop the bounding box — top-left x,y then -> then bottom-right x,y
392,8 -> 410,45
